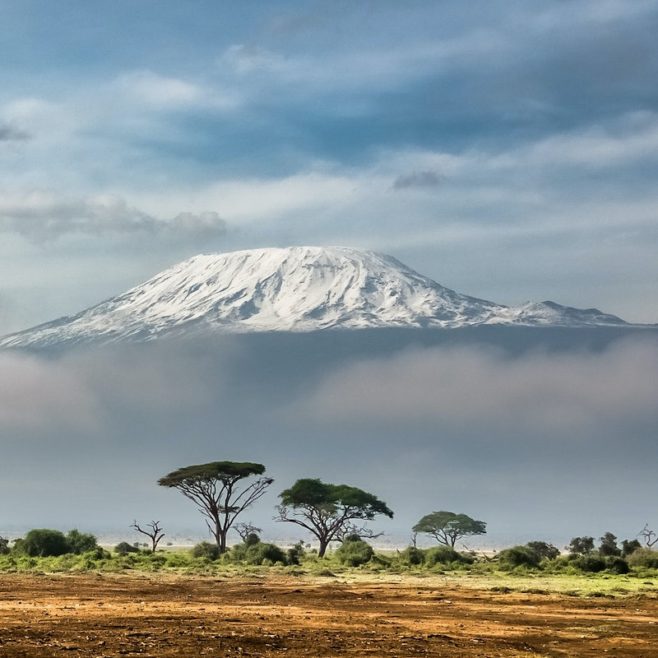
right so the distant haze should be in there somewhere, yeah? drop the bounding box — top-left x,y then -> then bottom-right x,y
1,327 -> 657,548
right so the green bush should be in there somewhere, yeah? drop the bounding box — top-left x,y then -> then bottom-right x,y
0,536 -> 9,555
191,541 -> 221,561
497,546 -> 541,570
21,529 -> 70,557
573,555 -> 606,573
245,542 -> 287,565
335,537 -> 374,567
425,546 -> 472,566
66,529 -> 98,554
627,548 -> 658,569
398,546 -> 425,566
287,541 -> 305,566
605,556 -> 630,574
525,541 -> 560,561
115,541 -> 140,555
244,533 -> 261,547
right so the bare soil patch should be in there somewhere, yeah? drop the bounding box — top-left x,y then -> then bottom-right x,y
0,574 -> 657,656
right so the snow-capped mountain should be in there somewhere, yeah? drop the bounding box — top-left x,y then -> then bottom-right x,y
0,246 -> 630,349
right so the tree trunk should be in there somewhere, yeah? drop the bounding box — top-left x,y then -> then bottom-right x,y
318,538 -> 329,558
219,531 -> 227,554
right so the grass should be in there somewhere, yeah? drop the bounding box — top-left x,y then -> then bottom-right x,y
1,548 -> 658,598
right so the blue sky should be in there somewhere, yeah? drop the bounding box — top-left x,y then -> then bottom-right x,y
1,0 -> 658,331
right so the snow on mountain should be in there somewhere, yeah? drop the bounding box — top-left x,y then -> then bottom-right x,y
0,246 -> 629,349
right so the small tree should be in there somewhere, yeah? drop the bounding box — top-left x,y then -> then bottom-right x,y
158,461 -> 273,553
599,532 -> 621,557
413,511 -> 486,548
131,520 -> 165,553
568,536 -> 595,555
0,536 -> 9,555
275,479 -> 393,557
621,539 -> 642,557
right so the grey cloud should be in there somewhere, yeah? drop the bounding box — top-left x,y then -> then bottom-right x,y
0,197 -> 227,243
0,345 -> 218,436
0,124 -> 30,142
392,170 -> 444,190
292,338 -> 658,435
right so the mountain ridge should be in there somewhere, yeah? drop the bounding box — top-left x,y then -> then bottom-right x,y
0,246 -> 636,349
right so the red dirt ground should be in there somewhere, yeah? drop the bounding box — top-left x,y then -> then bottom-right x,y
1,574 -> 657,657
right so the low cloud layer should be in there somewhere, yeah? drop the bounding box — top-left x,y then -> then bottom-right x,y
293,338 -> 658,436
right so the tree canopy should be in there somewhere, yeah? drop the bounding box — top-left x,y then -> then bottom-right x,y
275,478 -> 393,557
413,511 -> 486,548
158,461 -> 272,552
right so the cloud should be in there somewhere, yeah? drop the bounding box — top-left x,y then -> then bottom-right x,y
113,70 -> 239,111
0,352 -> 100,432
392,170 -> 444,190
0,124 -> 30,142
0,345 -> 218,436
0,193 -> 228,243
292,338 -> 658,435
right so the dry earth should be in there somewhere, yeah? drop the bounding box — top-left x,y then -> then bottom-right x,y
0,574 -> 657,657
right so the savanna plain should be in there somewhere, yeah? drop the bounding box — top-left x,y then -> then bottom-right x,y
2,559 -> 658,657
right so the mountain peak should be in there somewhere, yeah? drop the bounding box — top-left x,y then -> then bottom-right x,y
0,246 -> 630,349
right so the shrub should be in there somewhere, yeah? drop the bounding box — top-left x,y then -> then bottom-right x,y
0,536 -> 9,555
627,548 -> 658,569
335,537 -> 374,567
191,541 -> 221,561
21,529 -> 70,557
605,556 -> 630,574
287,541 -> 305,566
244,532 -> 261,547
424,546 -> 472,567
114,541 -> 140,555
244,542 -> 287,565
573,555 -> 606,573
498,546 -> 541,570
66,529 -> 98,554
398,546 -> 425,566
525,541 -> 560,561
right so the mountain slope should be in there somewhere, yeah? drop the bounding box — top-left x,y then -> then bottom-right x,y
0,246 -> 630,349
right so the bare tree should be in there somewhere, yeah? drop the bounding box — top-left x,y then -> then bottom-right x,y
158,461 -> 273,553
234,522 -> 262,544
334,522 -> 384,543
639,523 -> 658,548
131,520 -> 165,553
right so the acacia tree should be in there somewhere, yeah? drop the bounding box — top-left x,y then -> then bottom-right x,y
275,478 -> 393,557
158,461 -> 273,553
413,511 -> 486,548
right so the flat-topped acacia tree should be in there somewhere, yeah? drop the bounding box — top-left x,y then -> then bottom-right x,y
413,511 -> 486,548
275,478 -> 394,557
158,461 -> 273,553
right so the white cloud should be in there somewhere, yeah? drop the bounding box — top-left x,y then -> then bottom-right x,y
113,70 -> 239,110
